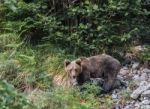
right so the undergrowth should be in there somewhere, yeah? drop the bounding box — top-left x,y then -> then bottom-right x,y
0,0 -> 149,109
0,32 -> 102,109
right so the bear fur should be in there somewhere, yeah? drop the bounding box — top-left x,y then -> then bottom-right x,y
64,54 -> 121,92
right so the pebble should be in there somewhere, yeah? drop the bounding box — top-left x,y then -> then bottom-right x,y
143,68 -> 150,74
133,75 -> 141,85
130,84 -> 150,99
119,67 -> 130,76
132,70 -> 138,74
140,73 -> 148,81
134,102 -> 141,109
112,93 -> 118,99
142,100 -> 150,105
140,81 -> 148,86
141,90 -> 150,98
141,105 -> 150,109
124,105 -> 133,109
132,62 -> 140,70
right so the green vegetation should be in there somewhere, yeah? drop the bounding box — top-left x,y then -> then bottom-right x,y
0,80 -> 36,109
0,0 -> 149,109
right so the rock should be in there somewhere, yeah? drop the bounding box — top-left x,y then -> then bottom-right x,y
134,45 -> 147,52
132,62 -> 140,70
140,81 -> 148,86
119,67 -> 130,76
130,101 -> 136,104
112,93 -> 118,99
143,68 -> 150,74
117,75 -> 124,80
141,90 -> 150,98
130,84 -> 150,99
124,105 -> 133,109
134,102 -> 141,108
137,70 -> 142,75
133,75 -> 141,85
140,73 -> 148,81
141,105 -> 150,109
132,70 -> 138,74
142,100 -> 150,105
115,104 -> 121,109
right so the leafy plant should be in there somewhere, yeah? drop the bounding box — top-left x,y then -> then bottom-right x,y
0,80 -> 37,109
2,0 -> 150,55
27,86 -> 100,109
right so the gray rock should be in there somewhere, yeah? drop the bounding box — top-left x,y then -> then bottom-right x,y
130,84 -> 150,99
115,104 -> 122,109
134,45 -> 147,52
131,101 -> 136,104
132,70 -> 138,74
134,106 -> 141,109
133,75 -> 141,85
117,75 -> 124,80
132,62 -> 140,70
140,81 -> 148,87
135,102 -> 141,106
143,68 -> 150,74
141,105 -> 150,109
142,100 -> 150,105
119,67 -> 130,76
112,93 -> 118,99
137,70 -> 142,75
140,73 -> 148,81
142,90 -> 150,98
124,105 -> 133,109
134,102 -> 141,108
141,96 -> 150,101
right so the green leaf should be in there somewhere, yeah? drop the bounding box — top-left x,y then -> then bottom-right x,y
93,5 -> 98,10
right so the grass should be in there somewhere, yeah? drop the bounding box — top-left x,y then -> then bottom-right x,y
27,85 -> 100,109
0,31 -> 108,109
0,29 -> 149,109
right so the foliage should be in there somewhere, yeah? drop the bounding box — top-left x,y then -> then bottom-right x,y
141,45 -> 150,61
0,80 -> 37,109
1,0 -> 150,55
27,84 -> 100,109
0,0 -> 149,109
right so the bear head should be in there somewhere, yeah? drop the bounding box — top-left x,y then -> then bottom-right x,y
64,57 -> 88,86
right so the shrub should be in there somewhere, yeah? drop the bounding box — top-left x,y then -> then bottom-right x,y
0,80 -> 37,109
27,83 -> 100,109
2,0 -> 150,56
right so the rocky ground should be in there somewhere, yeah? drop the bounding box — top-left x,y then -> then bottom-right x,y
111,62 -> 150,109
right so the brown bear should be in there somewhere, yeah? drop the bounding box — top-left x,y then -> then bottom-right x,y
64,54 -> 121,92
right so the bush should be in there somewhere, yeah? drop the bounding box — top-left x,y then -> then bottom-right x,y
1,0 -> 149,56
1,1 -> 149,109
0,80 -> 37,109
27,83 -> 100,109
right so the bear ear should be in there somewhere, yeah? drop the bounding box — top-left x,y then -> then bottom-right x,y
76,59 -> 81,66
80,57 -> 87,61
64,59 -> 71,67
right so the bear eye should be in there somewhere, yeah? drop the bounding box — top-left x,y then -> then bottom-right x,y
75,69 -> 78,72
69,69 -> 72,72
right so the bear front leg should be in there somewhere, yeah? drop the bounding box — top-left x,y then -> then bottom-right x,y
83,71 -> 91,82
112,78 -> 127,89
102,74 -> 116,92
